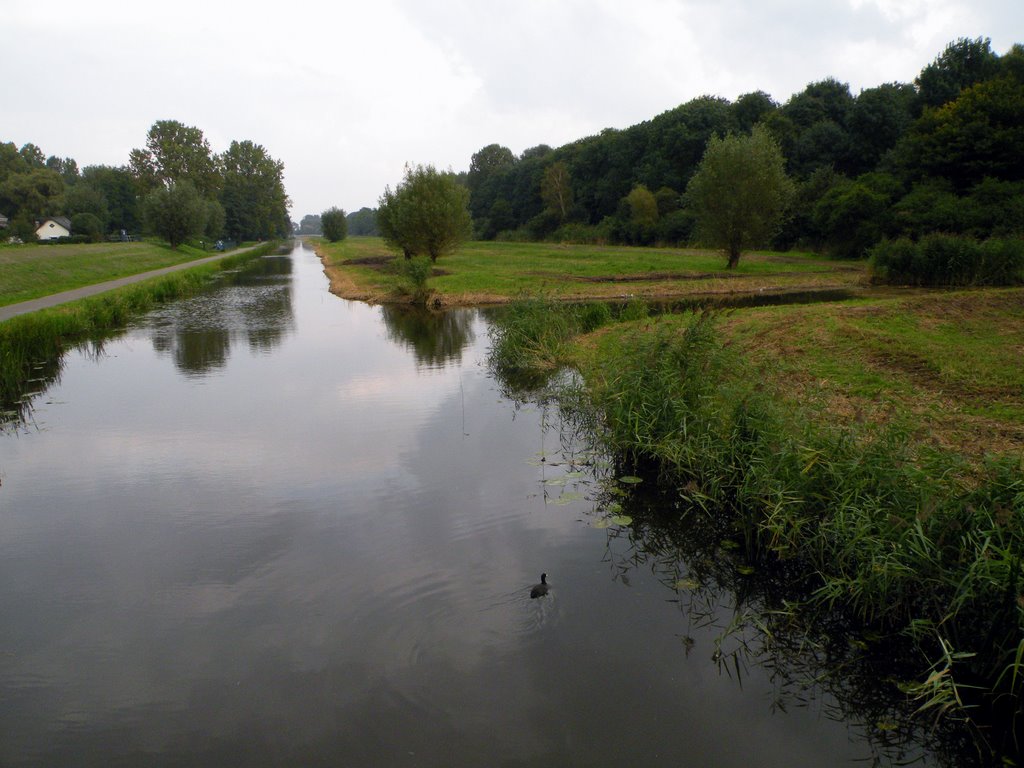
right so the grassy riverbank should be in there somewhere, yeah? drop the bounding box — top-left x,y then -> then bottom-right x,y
0,240 -> 243,307
488,288 -> 1024,752
314,236 -> 868,305
0,243 -> 280,419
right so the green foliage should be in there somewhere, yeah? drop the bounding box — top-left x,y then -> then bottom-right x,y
377,164 -> 472,261
870,233 -> 1024,285
346,207 -> 378,236
540,161 -> 574,221
219,140 -> 290,241
916,36 -> 1001,110
70,212 -> 104,242
130,120 -> 219,197
143,180 -> 205,249
394,255 -> 433,305
901,76 -> 1024,190
685,126 -> 795,267
812,175 -> 896,258
321,207 -> 348,242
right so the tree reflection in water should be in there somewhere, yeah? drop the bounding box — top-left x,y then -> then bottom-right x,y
148,256 -> 295,377
380,305 -> 476,369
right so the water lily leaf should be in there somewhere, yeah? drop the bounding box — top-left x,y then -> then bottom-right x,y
543,477 -> 566,486
736,565 -> 755,575
618,475 -> 643,484
593,517 -> 611,529
606,501 -> 623,514
719,540 -> 739,550
674,578 -> 699,591
610,514 -> 633,526
552,492 -> 585,506
875,721 -> 899,732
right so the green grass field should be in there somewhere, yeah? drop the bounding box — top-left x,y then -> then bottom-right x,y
583,288 -> 1024,465
0,241 -> 219,307
315,237 -> 867,304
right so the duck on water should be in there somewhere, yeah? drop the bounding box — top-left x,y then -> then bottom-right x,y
530,573 -> 550,599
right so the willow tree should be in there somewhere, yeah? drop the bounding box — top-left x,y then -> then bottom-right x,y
685,126 -> 794,268
377,164 -> 472,261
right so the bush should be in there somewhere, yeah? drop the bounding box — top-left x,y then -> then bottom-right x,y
870,233 -> 1024,285
548,222 -> 610,245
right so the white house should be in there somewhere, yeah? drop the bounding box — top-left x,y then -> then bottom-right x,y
35,216 -> 72,240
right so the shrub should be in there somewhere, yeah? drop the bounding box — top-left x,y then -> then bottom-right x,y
871,233 -> 1024,285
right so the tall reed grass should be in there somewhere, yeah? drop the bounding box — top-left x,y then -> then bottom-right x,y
488,296 -> 1024,747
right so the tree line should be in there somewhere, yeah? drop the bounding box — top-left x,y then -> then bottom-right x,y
335,37 -> 1020,273
460,37 -> 1022,259
0,120 -> 291,247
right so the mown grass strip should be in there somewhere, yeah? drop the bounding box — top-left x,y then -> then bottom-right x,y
0,240 -> 229,307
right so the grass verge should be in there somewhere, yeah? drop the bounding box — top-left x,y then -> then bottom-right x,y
0,240 -> 240,307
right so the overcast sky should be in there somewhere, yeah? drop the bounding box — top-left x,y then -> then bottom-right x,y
4,0 -> 1021,220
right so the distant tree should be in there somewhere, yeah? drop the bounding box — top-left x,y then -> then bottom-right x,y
540,161 -> 574,221
685,126 -> 794,268
467,143 -> 517,223
899,76 -> 1024,189
378,164 -> 472,261
63,183 -> 110,230
80,165 -> 141,234
19,143 -> 46,169
219,140 -> 290,240
203,199 -> 226,240
624,184 -> 659,227
298,214 -> 322,235
70,212 -> 104,242
346,207 -> 378,236
131,120 -> 220,197
0,167 -> 64,224
845,83 -> 916,174
731,90 -> 778,132
468,144 -> 516,194
321,207 -> 348,242
916,37 -> 1000,110
143,180 -> 205,248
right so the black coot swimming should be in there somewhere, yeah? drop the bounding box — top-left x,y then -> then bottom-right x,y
530,573 -> 550,599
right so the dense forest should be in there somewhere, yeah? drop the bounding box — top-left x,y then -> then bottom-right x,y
0,120 -> 291,245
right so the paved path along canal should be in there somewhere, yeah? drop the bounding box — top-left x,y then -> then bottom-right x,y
0,244 -> 263,322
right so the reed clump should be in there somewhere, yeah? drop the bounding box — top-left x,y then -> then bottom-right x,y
488,296 -> 1024,741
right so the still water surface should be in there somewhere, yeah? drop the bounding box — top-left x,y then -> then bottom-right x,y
0,241 -> 924,766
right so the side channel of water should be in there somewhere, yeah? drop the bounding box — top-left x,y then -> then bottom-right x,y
0,241 -> 934,766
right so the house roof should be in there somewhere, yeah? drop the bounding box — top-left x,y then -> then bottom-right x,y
37,216 -> 72,230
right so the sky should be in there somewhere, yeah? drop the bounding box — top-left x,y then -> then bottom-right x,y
3,0 -> 1022,221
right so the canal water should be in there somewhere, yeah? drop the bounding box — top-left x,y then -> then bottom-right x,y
0,241 -> 930,766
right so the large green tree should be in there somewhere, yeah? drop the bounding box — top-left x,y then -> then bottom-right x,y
685,126 -> 794,268
378,164 -> 472,261
321,207 -> 348,242
143,180 -> 206,248
130,120 -> 220,197
219,140 -> 290,241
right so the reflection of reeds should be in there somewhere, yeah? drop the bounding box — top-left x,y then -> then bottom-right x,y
0,245 -> 277,425
487,296 -> 1024,762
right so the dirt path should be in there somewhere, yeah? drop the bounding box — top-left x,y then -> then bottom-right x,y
0,245 -> 263,322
